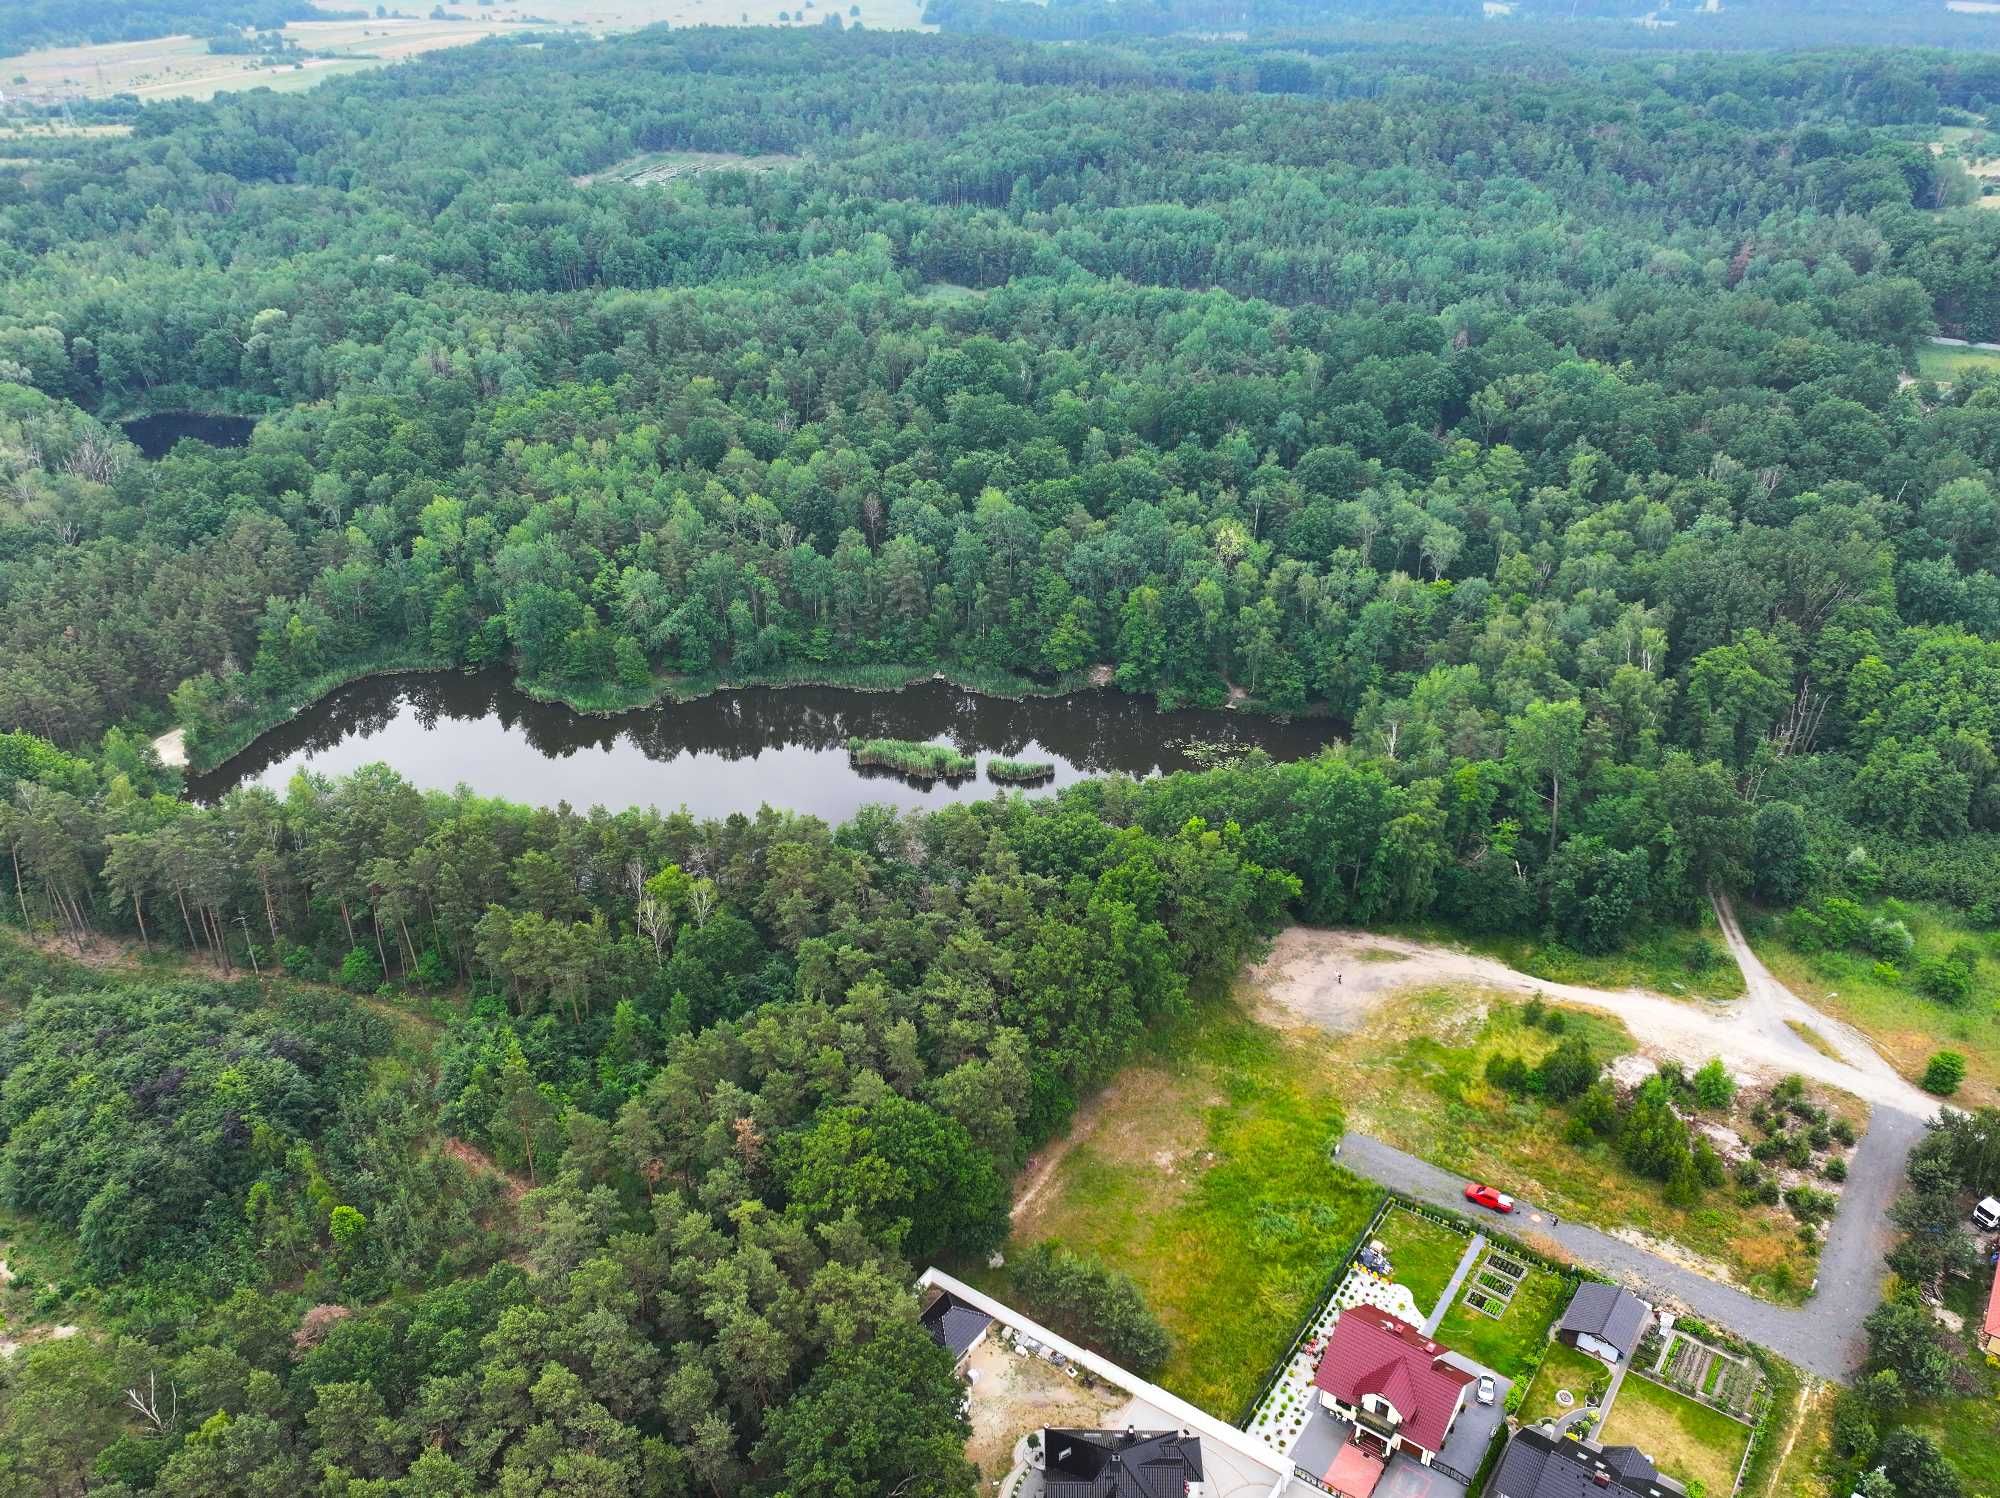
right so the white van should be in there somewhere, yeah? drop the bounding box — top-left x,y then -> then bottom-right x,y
1974,1196 -> 2000,1231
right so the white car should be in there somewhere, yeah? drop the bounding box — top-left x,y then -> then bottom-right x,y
1974,1196 -> 2000,1232
1476,1375 -> 1497,1406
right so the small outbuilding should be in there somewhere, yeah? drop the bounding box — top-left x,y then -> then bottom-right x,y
1556,1282 -> 1654,1365
920,1287 -> 993,1369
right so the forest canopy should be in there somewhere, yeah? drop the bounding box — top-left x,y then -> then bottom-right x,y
4,16 -> 2000,1496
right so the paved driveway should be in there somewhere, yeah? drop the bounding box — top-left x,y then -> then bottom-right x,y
1374,1458 -> 1468,1498
1336,1126 -> 1924,1382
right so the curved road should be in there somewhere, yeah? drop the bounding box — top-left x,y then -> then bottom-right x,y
1319,896 -> 1934,1383
1337,1110 -> 1921,1382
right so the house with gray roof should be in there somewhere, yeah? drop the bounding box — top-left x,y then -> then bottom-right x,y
920,1287 -> 992,1368
1490,1425 -> 1687,1498
1557,1282 -> 1653,1365
1043,1428 -> 1202,1498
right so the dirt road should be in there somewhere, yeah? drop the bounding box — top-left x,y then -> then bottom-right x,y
1249,918 -> 1937,1117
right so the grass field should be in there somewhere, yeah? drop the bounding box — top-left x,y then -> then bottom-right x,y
986,1002 -> 1382,1418
1312,986 -> 1823,1301
1515,1338 -> 1610,1426
1749,897 -> 2000,1106
1392,918 -> 1745,1001
1428,1245 -> 1567,1382
1917,341 -> 2000,383
0,20 -> 525,102
1756,1378 -> 1835,1498
1599,1373 -> 1753,1497
1373,1207 -> 1470,1320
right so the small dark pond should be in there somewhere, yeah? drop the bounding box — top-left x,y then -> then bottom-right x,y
189,670 -> 1337,823
120,412 -> 257,459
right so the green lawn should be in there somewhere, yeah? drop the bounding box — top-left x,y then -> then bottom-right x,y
1599,1373 -> 1753,1497
1374,1207 -> 1472,1320
987,1003 -> 1384,1417
1748,897 -> 2000,1106
1516,1339 -> 1611,1426
1429,1248 -> 1567,1383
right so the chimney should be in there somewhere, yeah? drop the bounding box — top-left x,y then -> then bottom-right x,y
1592,1473 -> 1612,1489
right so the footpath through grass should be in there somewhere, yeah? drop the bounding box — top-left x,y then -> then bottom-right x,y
989,1002 -> 1382,1417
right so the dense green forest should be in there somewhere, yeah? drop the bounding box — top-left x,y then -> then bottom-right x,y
0,2 -> 331,57
922,0 -> 2000,51
5,17 -> 2000,1495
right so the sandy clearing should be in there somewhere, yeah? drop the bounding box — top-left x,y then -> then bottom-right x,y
1248,914 -> 1937,1117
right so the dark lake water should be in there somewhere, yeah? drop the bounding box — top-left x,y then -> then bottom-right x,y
120,411 -> 257,459
189,671 -> 1338,822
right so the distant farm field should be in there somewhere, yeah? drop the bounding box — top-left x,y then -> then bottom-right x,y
395,0 -> 931,31
0,19 -> 524,103
0,1 -> 927,105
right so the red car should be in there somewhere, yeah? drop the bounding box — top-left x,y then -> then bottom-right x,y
1464,1182 -> 1515,1213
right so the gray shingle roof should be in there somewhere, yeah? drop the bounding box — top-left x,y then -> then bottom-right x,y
1558,1282 -> 1652,1356
1044,1429 -> 1203,1498
920,1290 -> 992,1360
1491,1427 -> 1685,1498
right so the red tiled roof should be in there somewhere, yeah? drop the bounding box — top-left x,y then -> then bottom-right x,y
1985,1256 -> 2000,1344
1312,1311 -> 1475,1457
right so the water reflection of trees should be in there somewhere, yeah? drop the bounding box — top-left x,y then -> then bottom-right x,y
194,670 -> 1336,801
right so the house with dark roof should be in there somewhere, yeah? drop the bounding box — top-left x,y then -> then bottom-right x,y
1042,1427 -> 1203,1498
1311,1310 -> 1475,1465
1557,1283 -> 1654,1365
920,1287 -> 992,1369
1489,1424 -> 1688,1498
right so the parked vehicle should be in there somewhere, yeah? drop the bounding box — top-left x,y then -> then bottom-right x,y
1476,1375 -> 1497,1406
1974,1196 -> 2000,1231
1464,1182 -> 1515,1213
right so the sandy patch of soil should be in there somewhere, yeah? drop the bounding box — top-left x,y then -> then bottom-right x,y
962,1338 -> 1122,1482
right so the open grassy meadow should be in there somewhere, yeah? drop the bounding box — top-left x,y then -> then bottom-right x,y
985,1002 -> 1382,1418
1917,340 -> 2000,383
1392,918 -> 1746,1001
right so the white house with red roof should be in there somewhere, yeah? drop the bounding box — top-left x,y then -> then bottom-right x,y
1311,1310 -> 1476,1467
